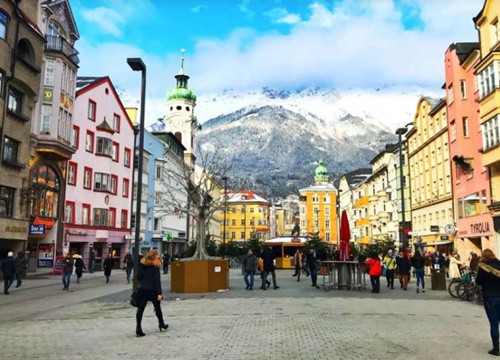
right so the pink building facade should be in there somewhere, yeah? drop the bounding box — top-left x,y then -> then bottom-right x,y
63,77 -> 134,270
445,43 -> 494,258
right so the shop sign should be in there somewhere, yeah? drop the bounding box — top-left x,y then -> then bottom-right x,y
440,236 -> 449,241
29,224 -> 45,236
6,226 -> 27,233
43,89 -> 53,101
469,222 -> 491,235
67,229 -> 87,236
291,237 -> 301,243
33,217 -> 56,229
444,224 -> 457,235
430,225 -> 440,232
38,244 -> 54,267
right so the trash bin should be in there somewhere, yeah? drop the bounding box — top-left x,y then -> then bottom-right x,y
431,269 -> 447,290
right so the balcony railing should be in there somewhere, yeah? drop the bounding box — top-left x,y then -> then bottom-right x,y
45,35 -> 80,65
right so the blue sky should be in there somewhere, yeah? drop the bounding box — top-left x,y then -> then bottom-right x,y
70,0 -> 483,116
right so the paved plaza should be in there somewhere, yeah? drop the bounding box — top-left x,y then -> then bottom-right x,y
0,269 -> 492,359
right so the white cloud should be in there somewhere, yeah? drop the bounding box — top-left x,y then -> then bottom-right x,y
265,7 -> 301,24
239,0 -> 255,17
81,7 -> 125,37
191,4 -> 208,13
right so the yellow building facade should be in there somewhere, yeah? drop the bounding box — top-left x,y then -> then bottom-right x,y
221,191 -> 270,242
407,98 -> 455,250
354,183 -> 370,244
299,160 -> 338,243
474,0 -> 500,252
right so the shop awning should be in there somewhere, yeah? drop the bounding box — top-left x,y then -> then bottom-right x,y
417,240 -> 453,247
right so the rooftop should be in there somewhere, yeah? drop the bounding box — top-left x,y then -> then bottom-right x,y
75,77 -> 106,92
226,191 -> 270,204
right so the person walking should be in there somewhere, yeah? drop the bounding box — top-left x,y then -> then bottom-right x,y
103,253 -> 114,283
14,251 -> 27,288
123,252 -> 134,284
135,250 -> 168,337
162,251 -> 170,274
62,253 -> 74,290
476,249 -> 500,356
396,250 -> 411,290
302,251 -> 310,277
365,254 -> 382,293
261,247 -> 279,290
306,248 -> 320,289
74,254 -> 85,284
242,249 -> 258,290
411,251 -> 425,293
292,249 -> 303,282
1,252 -> 16,294
383,250 -> 396,289
88,248 -> 95,274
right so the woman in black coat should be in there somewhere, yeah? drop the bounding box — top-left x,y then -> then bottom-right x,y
135,249 -> 168,337
74,255 -> 85,284
103,254 -> 114,283
476,249 -> 500,356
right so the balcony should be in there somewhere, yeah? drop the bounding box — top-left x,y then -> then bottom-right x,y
45,35 -> 80,65
369,195 -> 378,203
355,196 -> 369,208
378,212 -> 390,221
355,218 -> 369,227
377,189 -> 387,199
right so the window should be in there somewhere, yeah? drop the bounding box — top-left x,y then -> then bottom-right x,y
40,105 -> 52,134
231,219 -> 236,226
64,201 -> 75,223
450,121 -> 457,141
325,232 -> 330,242
94,173 -> 110,191
0,186 -> 14,218
124,148 -> 131,167
0,11 -> 7,40
121,210 -> 128,229
88,100 -> 96,121
448,84 -> 454,104
241,232 -> 246,239
30,165 -> 60,218
482,115 -> 500,150
67,162 -> 77,186
113,114 -> 120,133
44,59 -> 55,86
83,167 -> 92,189
110,175 -> 118,195
325,219 -> 330,229
93,208 -> 108,226
7,88 -> 23,115
154,218 -> 160,231
460,80 -> 466,99
2,137 -> 19,165
231,232 -> 235,239
122,178 -> 129,197
108,208 -> 116,227
241,219 -> 245,226
478,62 -> 497,98
493,20 -> 500,45
70,125 -> 79,149
82,204 -> 91,225
85,130 -> 94,153
96,137 -> 112,156
155,164 -> 162,179
112,142 -> 119,162
462,117 -> 469,138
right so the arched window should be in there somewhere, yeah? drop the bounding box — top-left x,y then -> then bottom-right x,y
17,38 -> 35,65
30,165 -> 60,218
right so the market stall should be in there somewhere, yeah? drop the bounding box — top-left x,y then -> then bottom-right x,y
263,236 -> 310,269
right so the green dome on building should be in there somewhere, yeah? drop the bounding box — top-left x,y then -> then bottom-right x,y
167,49 -> 196,103
167,87 -> 197,102
314,159 -> 329,184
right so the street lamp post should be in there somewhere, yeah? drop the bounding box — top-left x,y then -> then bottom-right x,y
222,177 -> 227,258
127,58 -> 146,293
395,123 -> 412,252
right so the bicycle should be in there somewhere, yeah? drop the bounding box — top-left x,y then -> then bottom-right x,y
448,267 -> 473,299
229,257 -> 241,269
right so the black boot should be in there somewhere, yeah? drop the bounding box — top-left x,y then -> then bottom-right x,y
489,342 -> 499,356
136,325 -> 145,337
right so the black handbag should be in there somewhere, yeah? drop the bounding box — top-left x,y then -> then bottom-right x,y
130,291 -> 140,307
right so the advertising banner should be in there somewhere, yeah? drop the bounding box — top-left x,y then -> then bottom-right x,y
38,244 -> 54,267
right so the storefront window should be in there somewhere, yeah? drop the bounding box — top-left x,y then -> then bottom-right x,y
464,192 -> 481,218
30,165 -> 60,218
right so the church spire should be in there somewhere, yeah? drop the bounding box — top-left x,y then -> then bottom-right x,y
175,49 -> 189,89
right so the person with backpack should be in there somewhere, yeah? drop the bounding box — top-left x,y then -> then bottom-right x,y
411,251 -> 425,293
383,250 -> 396,290
365,253 -> 382,293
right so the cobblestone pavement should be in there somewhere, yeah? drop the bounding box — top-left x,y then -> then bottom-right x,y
0,269 -> 492,359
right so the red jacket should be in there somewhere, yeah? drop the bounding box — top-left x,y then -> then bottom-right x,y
365,258 -> 382,276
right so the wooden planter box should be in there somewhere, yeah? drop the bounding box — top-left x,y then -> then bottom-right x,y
171,259 -> 229,293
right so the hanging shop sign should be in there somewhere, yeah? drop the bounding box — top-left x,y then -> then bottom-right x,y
444,224 -> 457,235
29,224 -> 46,236
32,217 -> 56,230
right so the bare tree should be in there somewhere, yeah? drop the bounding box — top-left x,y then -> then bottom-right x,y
157,146 -> 240,260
